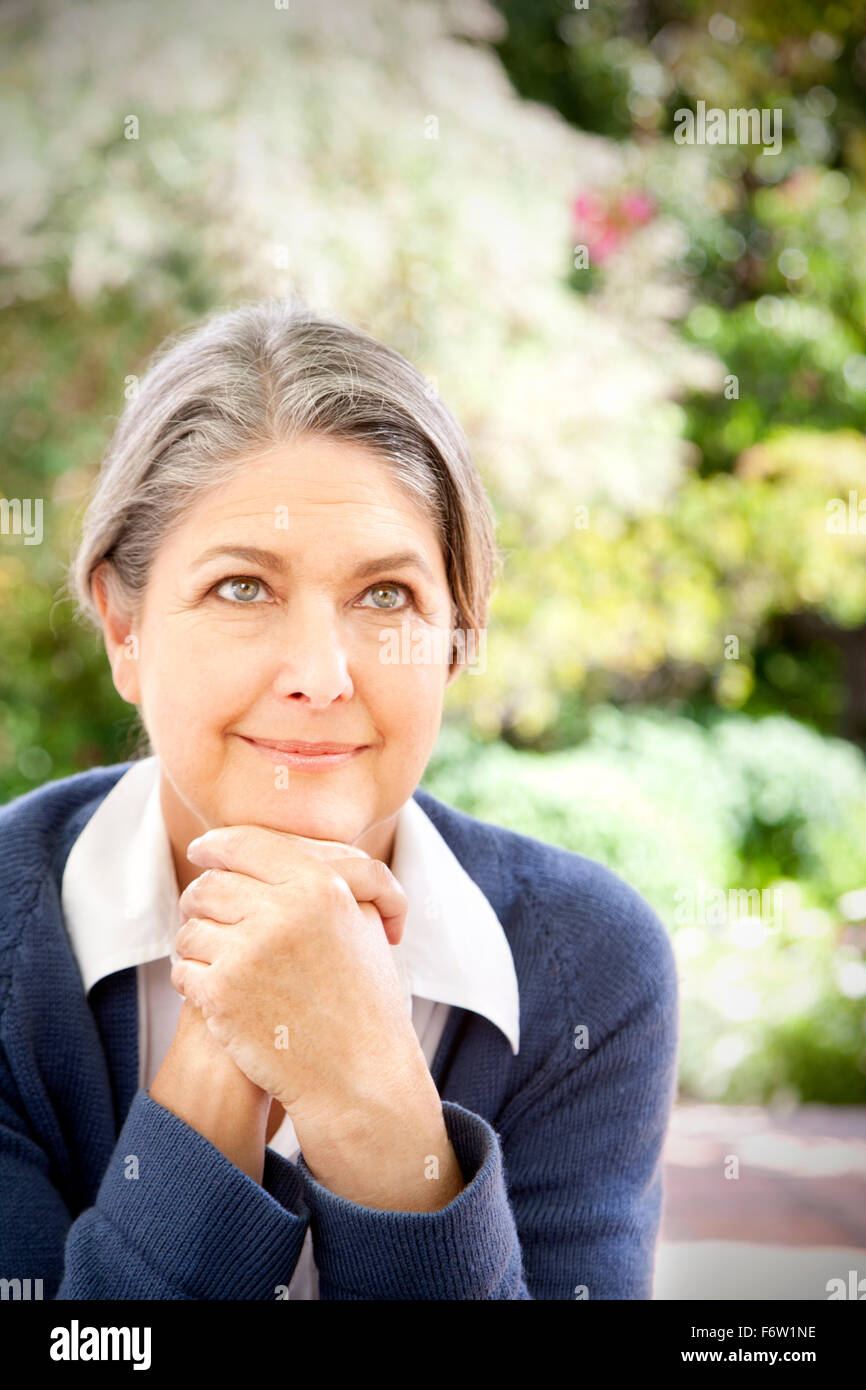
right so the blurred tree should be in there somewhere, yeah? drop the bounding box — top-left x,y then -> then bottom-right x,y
3,0 -> 866,780
0,0 -> 717,796
485,0 -> 866,741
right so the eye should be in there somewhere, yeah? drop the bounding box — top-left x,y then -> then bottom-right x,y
212,576 -> 271,604
206,576 -> 418,611
358,581 -> 416,612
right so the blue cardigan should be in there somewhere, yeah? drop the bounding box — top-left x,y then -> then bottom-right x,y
0,761 -> 678,1300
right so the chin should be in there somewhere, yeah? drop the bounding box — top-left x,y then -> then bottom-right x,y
244,801 -> 360,844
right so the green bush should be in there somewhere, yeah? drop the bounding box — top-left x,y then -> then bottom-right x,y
421,710 -> 866,1103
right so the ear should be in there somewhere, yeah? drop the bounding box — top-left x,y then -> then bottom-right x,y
443,603 -> 466,687
91,563 -> 143,705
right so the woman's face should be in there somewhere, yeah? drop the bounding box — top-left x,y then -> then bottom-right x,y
95,434 -> 461,888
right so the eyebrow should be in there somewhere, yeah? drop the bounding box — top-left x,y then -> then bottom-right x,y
189,544 -> 437,585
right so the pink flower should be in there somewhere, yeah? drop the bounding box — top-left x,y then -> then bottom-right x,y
572,187 -> 655,266
588,225 -> 623,264
618,191 -> 655,225
572,191 -> 606,224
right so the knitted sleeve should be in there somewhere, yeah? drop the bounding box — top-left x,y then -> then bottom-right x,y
291,917 -> 679,1300
293,1097 -> 531,1298
0,1069 -> 311,1299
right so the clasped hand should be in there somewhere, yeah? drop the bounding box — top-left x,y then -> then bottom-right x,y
172,825 -> 423,1136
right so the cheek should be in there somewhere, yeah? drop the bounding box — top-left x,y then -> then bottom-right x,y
139,624 -> 256,718
361,652 -> 446,743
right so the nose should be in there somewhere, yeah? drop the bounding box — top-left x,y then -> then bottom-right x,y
268,595 -> 354,707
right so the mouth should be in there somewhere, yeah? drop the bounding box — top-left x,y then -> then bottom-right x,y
234,734 -> 369,771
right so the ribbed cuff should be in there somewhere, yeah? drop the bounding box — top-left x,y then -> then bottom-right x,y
295,1100 -> 522,1299
96,1089 -> 310,1299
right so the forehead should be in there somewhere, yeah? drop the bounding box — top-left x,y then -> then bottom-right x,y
159,435 -> 447,574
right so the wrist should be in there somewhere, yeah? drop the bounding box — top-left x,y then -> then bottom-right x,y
295,1069 -> 465,1212
150,1006 -> 271,1182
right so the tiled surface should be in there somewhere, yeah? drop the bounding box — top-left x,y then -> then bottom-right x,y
654,1103 -> 866,1299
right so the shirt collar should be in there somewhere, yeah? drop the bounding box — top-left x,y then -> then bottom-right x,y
61,755 -> 520,1055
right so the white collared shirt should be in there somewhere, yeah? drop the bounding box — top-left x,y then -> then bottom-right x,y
60,755 -> 519,1299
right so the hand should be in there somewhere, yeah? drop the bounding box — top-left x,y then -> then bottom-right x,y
172,825 -> 420,1124
172,825 -> 465,1209
150,836 -> 387,1181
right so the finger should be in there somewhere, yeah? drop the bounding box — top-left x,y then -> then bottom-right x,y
186,824 -> 369,883
329,857 -> 408,946
174,915 -> 224,965
178,857 -> 401,947
182,831 -> 406,944
170,955 -> 213,1012
179,867 -> 268,924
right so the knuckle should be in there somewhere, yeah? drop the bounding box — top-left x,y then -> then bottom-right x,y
182,870 -> 213,902
192,868 -> 227,899
177,915 -> 199,945
323,869 -> 353,906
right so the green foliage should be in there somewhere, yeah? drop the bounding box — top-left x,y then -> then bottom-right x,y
422,711 -> 866,1103
486,0 -> 866,741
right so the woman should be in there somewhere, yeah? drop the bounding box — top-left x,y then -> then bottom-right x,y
0,298 -> 678,1300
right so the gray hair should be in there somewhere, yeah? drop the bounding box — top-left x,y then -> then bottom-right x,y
68,296 -> 502,664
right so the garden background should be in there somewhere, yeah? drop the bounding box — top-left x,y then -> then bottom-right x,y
2,0 -> 865,1297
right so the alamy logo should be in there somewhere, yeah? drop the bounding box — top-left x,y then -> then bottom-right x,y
0,1277 -> 43,1299
49,1320 -> 152,1371
674,880 -> 783,933
0,497 -> 43,545
826,1269 -> 865,1299
674,101 -> 782,155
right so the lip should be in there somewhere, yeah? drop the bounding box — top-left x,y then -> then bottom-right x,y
235,734 -> 369,771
